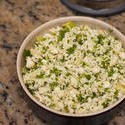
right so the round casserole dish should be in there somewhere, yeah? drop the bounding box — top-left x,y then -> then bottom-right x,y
17,16 -> 125,125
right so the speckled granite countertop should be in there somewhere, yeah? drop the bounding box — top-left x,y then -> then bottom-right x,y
0,0 -> 125,125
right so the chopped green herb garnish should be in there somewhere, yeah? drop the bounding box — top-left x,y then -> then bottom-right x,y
22,67 -> 30,75
114,89 -> 119,99
101,58 -> 110,69
64,22 -> 75,28
25,83 -> 35,95
115,37 -> 118,40
60,56 -> 66,63
24,50 -> 31,57
38,58 -> 44,65
108,67 -> 115,77
77,94 -> 88,103
47,95 -> 52,99
78,73 -> 91,80
22,72 -> 25,75
116,64 -> 123,70
66,72 -> 71,77
78,39 -> 83,45
104,88 -> 109,92
72,105 -> 76,111
67,44 -> 77,55
61,82 -> 70,90
67,40 -> 70,43
49,82 -> 59,91
94,73 -> 99,79
66,82 -> 69,87
77,93 -> 83,102
43,46 -> 49,54
49,41 -> 54,45
49,103 -> 56,108
104,47 -> 112,54
84,74 -> 91,80
109,29 -> 113,33
74,34 -> 83,45
36,36 -> 46,42
50,67 -> 61,77
33,65 -> 39,70
87,50 -> 91,53
60,44 -> 64,49
91,92 -> 97,99
82,62 -> 86,67
84,82 -> 89,85
96,34 -> 105,45
64,105 -> 69,112
58,27 -> 69,42
102,99 -> 111,108
36,72 -> 45,78
108,40 -> 111,45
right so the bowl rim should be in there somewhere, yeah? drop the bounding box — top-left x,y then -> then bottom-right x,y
17,16 -> 125,117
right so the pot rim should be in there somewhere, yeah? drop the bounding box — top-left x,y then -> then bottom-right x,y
17,16 -> 125,117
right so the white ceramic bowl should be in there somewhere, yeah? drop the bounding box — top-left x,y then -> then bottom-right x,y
17,16 -> 125,125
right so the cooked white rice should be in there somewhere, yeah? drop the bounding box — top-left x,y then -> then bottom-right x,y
22,22 -> 125,114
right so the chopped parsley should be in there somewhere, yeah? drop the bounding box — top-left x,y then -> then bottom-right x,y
49,103 -> 56,108
36,36 -> 46,42
108,67 -> 115,77
33,65 -> 39,70
64,105 -> 69,113
91,92 -> 97,99
43,46 -> 49,54
114,89 -> 119,99
104,47 -> 112,54
66,44 -> 77,55
49,82 -> 59,91
24,49 -> 31,57
60,56 -> 66,63
109,29 -> 113,33
104,88 -> 109,92
84,74 -> 91,80
78,40 -> 83,45
116,64 -> 123,70
64,21 -> 75,28
22,67 -> 30,75
58,27 -> 69,42
66,72 -> 71,77
60,44 -> 64,49
96,34 -> 105,45
78,73 -> 91,80
102,99 -> 111,108
60,82 -> 69,90
75,33 -> 85,45
82,62 -> 86,67
50,67 -> 61,77
84,82 -> 89,85
36,72 -> 45,78
101,57 -> 110,69
77,94 -> 88,103
25,83 -> 35,95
